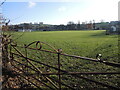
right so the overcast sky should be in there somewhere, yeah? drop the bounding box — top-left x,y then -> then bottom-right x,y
1,0 -> 120,25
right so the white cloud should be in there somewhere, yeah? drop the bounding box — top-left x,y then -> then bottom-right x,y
58,6 -> 66,12
28,1 -> 36,8
64,0 -> 119,23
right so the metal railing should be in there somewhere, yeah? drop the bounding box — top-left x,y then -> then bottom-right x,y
2,35 -> 120,89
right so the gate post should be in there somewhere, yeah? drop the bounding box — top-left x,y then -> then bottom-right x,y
2,34 -> 9,69
57,49 -> 62,90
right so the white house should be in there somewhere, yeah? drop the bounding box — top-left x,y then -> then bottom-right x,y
111,26 -> 116,31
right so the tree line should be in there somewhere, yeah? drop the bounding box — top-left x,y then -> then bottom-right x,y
8,21 -> 119,31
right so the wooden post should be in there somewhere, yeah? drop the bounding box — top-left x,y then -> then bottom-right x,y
2,34 -> 9,69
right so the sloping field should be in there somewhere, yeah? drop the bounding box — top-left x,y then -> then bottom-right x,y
13,30 -> 119,63
11,30 -> 119,88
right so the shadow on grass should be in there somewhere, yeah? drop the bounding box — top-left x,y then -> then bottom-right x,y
90,31 -> 106,37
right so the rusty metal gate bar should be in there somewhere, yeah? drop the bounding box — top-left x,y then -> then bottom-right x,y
11,45 -> 59,89
17,45 -> 120,68
2,37 -> 120,89
12,53 -> 120,75
11,58 -> 120,76
11,60 -> 75,89
57,49 -> 61,90
11,52 -> 120,89
24,44 -> 28,74
11,64 -> 55,90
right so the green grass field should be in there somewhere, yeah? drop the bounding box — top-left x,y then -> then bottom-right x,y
13,30 -> 118,63
11,30 -> 119,88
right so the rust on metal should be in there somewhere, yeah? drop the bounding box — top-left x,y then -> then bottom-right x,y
2,37 -> 120,89
57,49 -> 62,90
16,44 -> 120,68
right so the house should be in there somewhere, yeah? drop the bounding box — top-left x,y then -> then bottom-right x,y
18,29 -> 32,32
95,22 -> 109,30
111,26 -> 116,31
106,21 -> 120,35
86,23 -> 93,30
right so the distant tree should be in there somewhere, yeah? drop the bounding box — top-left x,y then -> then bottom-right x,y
93,20 -> 95,30
76,21 -> 81,30
58,24 -> 66,30
67,21 -> 76,30
67,21 -> 74,25
22,23 -> 31,30
80,22 -> 87,30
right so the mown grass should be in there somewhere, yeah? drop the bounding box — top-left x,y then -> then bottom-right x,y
11,30 -> 119,88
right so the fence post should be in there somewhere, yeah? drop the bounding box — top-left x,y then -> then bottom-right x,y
24,44 -> 28,73
58,49 -> 62,90
2,34 -> 9,69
